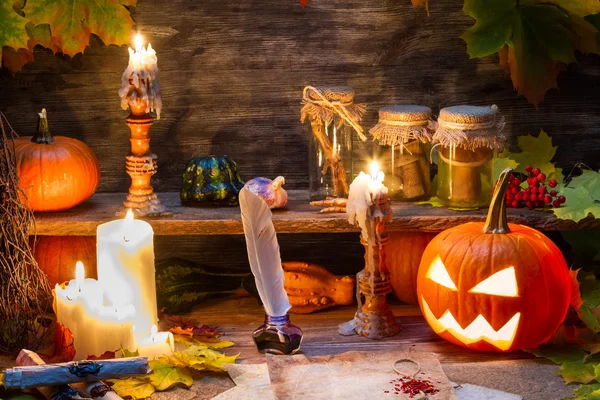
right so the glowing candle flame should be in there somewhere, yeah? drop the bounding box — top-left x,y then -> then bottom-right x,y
134,34 -> 143,52
369,160 -> 380,178
75,261 -> 84,292
150,324 -> 158,341
125,209 -> 134,221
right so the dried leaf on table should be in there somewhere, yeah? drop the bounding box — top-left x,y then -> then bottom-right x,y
148,358 -> 193,391
110,377 -> 156,400
159,308 -> 222,338
87,350 -> 116,360
175,335 -> 235,349
172,348 -> 238,372
572,269 -> 586,313
121,347 -> 140,358
558,360 -> 596,384
170,326 -> 194,336
573,383 -> 600,399
37,322 -> 75,364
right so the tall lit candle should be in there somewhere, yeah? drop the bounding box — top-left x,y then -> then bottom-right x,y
97,210 -> 157,339
118,33 -> 162,119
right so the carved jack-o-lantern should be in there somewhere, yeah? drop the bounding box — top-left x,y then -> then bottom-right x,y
417,168 -> 571,352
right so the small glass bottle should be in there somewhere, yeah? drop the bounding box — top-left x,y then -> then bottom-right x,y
370,105 -> 433,201
301,86 -> 365,201
253,314 -> 303,355
433,105 -> 505,210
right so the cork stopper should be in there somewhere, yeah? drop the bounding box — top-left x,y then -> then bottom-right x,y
370,105 -> 433,146
305,86 -> 355,105
433,104 -> 505,151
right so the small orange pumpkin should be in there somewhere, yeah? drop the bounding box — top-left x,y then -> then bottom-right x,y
417,168 -> 571,352
387,231 -> 437,305
32,236 -> 97,286
14,109 -> 100,212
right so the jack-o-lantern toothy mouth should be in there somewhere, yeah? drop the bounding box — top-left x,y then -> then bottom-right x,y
421,297 -> 520,351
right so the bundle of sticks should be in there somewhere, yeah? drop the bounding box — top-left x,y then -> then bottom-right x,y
2,350 -> 151,399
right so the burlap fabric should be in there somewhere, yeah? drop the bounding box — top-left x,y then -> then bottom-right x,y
433,105 -> 506,151
370,105 -> 433,146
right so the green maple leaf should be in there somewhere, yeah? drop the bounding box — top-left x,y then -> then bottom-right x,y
527,344 -> 587,364
0,0 -> 28,51
493,152 -> 519,181
552,186 -> 600,222
417,197 -> 445,207
23,0 -> 135,57
575,383 -> 600,400
541,0 -> 600,54
110,377 -> 156,399
559,360 -> 596,384
509,130 -> 563,180
462,0 -> 581,105
148,358 -> 193,391
569,169 -> 600,200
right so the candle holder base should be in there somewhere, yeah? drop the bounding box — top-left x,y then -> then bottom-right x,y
116,194 -> 171,217
339,271 -> 401,339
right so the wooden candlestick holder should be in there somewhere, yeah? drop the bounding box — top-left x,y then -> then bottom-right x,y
339,196 -> 401,339
117,97 -> 170,217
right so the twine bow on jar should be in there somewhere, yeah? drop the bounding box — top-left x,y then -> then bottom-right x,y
301,86 -> 367,141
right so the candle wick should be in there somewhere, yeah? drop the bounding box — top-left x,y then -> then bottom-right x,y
123,236 -> 130,243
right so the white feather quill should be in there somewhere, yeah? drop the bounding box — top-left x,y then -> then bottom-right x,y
240,188 -> 291,317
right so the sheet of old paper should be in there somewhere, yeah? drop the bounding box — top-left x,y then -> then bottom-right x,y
212,363 -> 275,400
267,351 -> 457,400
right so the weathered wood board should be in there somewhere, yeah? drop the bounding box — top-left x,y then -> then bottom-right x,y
33,191 -> 600,236
1,0 -> 599,195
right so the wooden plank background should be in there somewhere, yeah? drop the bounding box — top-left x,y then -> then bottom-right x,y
1,0 -> 599,271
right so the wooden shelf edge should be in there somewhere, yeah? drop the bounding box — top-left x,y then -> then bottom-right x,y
32,191 -> 600,236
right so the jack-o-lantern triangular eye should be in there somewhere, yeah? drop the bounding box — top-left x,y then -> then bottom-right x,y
426,256 -> 457,291
469,267 -> 518,297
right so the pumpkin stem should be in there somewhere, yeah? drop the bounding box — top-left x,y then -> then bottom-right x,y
271,176 -> 285,190
32,109 -> 55,145
483,167 -> 512,234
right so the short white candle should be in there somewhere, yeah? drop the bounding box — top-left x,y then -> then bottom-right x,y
136,325 -> 174,360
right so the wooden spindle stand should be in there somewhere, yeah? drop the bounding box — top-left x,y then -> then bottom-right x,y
339,196 -> 401,339
117,97 -> 170,217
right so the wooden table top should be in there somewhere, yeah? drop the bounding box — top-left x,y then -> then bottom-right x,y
33,190 -> 600,236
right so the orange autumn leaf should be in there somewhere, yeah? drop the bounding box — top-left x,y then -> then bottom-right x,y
411,0 -> 430,14
300,0 -> 309,8
169,326 -> 194,336
571,269 -> 585,313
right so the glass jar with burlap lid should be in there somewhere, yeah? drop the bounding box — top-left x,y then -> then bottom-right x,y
370,105 -> 433,201
433,104 -> 506,210
301,86 -> 366,201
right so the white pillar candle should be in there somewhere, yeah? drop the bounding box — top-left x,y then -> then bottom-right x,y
136,325 -> 174,360
97,210 -> 157,339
